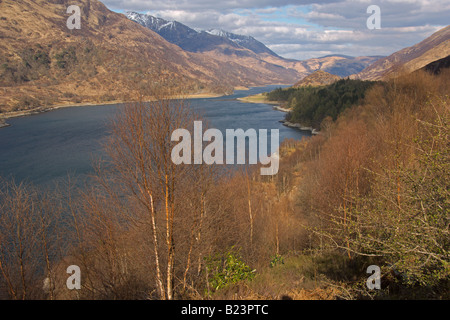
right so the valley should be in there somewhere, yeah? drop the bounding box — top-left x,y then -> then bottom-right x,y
0,0 -> 382,116
0,0 -> 448,303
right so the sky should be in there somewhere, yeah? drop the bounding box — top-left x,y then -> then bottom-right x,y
101,0 -> 449,60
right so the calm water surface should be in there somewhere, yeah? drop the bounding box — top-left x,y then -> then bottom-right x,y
0,86 -> 309,186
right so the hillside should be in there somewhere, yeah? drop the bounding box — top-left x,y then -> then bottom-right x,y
355,25 -> 450,80
421,54 -> 450,75
0,0 -> 298,114
293,70 -> 341,87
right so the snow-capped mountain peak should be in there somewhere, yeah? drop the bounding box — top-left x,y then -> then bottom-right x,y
126,12 -> 279,56
125,12 -> 177,31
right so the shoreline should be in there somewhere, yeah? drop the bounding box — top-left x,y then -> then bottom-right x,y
279,120 -> 320,135
0,92 -> 228,121
0,122 -> 11,129
238,93 -> 320,135
0,85 -> 296,130
0,84 -> 293,121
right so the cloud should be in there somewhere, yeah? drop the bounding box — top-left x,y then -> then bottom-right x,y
102,0 -> 449,60
103,0 -> 338,12
297,0 -> 450,29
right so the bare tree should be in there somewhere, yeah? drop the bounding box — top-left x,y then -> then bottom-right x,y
97,97 -> 209,300
0,179 -> 62,300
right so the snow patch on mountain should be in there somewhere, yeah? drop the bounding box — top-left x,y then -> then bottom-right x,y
125,12 -> 278,56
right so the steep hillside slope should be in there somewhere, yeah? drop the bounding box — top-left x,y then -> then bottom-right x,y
355,25 -> 450,80
421,55 -> 450,75
0,0 -> 297,113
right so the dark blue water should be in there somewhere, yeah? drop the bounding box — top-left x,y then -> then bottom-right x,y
0,86 -> 308,186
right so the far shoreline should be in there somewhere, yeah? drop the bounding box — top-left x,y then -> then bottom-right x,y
0,92 -> 229,121
238,93 -> 320,135
0,84 -> 291,124
0,121 -> 11,129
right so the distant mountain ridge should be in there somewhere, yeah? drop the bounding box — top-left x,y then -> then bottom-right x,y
293,70 -> 341,87
126,12 -> 278,57
204,28 -> 280,56
126,12 -> 383,79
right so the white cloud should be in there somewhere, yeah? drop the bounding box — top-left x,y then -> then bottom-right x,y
300,0 -> 450,29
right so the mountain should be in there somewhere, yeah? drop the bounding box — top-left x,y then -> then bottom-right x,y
126,12 -> 278,57
0,0 -> 298,113
257,54 -> 382,82
125,12 -> 242,54
318,56 -> 384,77
126,12 -> 382,80
355,25 -> 450,80
293,70 -> 341,87
204,29 -> 279,56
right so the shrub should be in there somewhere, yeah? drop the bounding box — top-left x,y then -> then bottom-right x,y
269,254 -> 285,268
54,47 -> 77,70
15,96 -> 41,109
205,249 -> 256,291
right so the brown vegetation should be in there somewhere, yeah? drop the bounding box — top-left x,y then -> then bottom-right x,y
0,70 -> 448,300
296,69 -> 449,296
